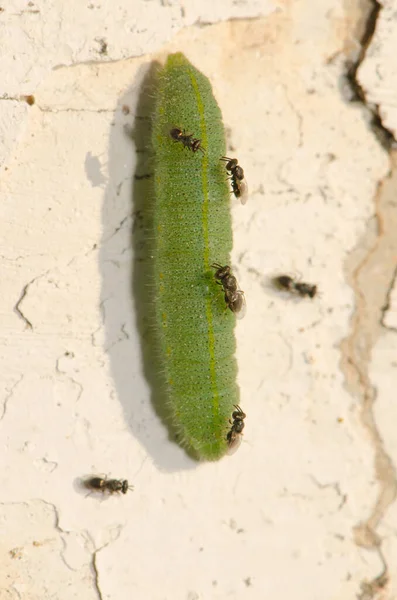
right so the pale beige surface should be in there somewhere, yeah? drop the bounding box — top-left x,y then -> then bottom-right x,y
1,1 -> 397,599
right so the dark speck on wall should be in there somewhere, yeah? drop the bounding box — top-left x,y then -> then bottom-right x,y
95,37 -> 108,56
22,95 -> 35,106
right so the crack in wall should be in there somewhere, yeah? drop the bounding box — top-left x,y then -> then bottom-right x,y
340,161 -> 397,597
2,499 -> 81,574
345,0 -> 396,150
341,1 -> 397,595
0,94 -> 115,113
309,476 -> 348,512
282,84 -> 303,148
39,499 -> 76,572
36,106 -> 115,114
14,271 -> 50,329
358,552 -> 388,600
91,551 -> 104,600
1,375 -> 23,421
85,527 -> 123,600
14,282 -> 34,329
380,263 -> 397,331
55,352 -> 84,403
345,163 -> 397,497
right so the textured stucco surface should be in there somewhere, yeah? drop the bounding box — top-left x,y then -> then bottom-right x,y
1,1 -> 397,599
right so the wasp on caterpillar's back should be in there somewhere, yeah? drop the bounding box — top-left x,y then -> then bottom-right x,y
169,127 -> 205,154
212,263 -> 247,319
220,156 -> 248,205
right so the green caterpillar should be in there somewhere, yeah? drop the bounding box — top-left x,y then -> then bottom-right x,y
150,53 -> 241,461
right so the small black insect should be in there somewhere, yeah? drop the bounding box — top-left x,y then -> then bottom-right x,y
227,405 -> 246,454
212,263 -> 238,292
83,476 -> 134,495
220,156 -> 248,205
230,405 -> 246,434
211,263 -> 246,318
170,127 -> 205,153
273,274 -> 317,299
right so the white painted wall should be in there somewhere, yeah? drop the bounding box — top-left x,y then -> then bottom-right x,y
1,1 -> 397,598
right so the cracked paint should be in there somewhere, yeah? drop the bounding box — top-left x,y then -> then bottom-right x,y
14,274 -> 46,329
356,0 -> 397,141
0,500 -> 95,598
340,166 -> 397,561
309,475 -> 348,512
345,0 -> 396,150
91,551 -> 104,600
381,263 -> 397,331
339,1 -> 397,596
1,375 -> 23,421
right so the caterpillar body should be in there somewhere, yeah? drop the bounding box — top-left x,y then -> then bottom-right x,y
151,53 -> 241,461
